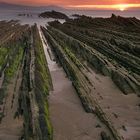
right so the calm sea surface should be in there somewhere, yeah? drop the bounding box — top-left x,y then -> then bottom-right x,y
0,9 -> 140,25
67,10 -> 140,19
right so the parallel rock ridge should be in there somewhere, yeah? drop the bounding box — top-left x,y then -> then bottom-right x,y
0,21 -> 52,140
41,15 -> 140,140
48,15 -> 140,95
0,14 -> 140,140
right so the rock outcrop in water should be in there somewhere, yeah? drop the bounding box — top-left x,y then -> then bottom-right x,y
39,10 -> 69,19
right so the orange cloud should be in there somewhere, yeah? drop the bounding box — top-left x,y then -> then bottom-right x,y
1,0 -> 140,9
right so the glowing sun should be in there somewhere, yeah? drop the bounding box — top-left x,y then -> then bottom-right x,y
120,7 -> 125,11
117,4 -> 128,11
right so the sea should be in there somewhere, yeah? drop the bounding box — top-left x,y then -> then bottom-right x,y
0,9 -> 140,25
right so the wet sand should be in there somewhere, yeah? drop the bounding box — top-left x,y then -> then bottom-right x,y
39,28 -> 110,140
86,67 -> 140,140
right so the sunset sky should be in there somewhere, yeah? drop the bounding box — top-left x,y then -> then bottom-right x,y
1,0 -> 140,10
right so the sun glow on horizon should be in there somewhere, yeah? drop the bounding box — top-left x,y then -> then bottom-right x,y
118,4 -> 128,11
68,4 -> 140,11
120,8 -> 125,11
